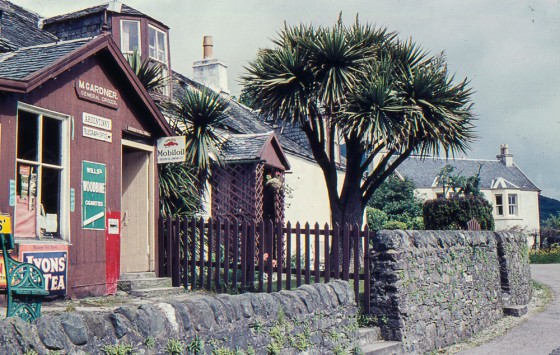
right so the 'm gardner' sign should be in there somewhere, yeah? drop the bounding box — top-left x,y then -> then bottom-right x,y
75,78 -> 119,109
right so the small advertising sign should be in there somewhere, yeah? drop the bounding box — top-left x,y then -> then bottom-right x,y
157,136 -> 186,164
82,161 -> 106,230
19,244 -> 68,296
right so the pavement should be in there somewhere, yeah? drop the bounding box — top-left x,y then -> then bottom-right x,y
460,264 -> 560,355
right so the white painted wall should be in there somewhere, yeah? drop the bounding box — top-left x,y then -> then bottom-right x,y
284,154 -> 345,225
415,187 -> 540,233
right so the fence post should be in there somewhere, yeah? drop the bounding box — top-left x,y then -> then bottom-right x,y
181,218 -> 189,289
214,218 -> 222,292
223,219 -> 230,289
364,227 -> 372,315
296,222 -> 302,287
353,224 -> 360,305
165,216 -> 173,278
286,222 -> 292,291
158,217 -> 165,276
197,218 -> 205,289
258,222 -> 265,292
304,222 -> 311,285
342,224 -> 350,281
324,223 -> 330,283
171,218 -> 181,287
266,220 -> 274,293
276,221 -> 284,292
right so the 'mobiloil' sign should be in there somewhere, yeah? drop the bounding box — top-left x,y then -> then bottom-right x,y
157,136 -> 186,164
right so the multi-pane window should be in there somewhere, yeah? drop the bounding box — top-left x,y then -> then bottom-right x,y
121,20 -> 140,55
508,194 -> 518,215
148,26 -> 167,63
15,104 -> 68,239
495,194 -> 504,216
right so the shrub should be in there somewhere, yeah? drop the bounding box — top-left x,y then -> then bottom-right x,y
529,246 -> 560,264
382,220 -> 408,230
365,207 -> 388,231
423,195 -> 494,230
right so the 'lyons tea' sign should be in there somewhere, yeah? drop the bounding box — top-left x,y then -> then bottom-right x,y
21,251 -> 68,296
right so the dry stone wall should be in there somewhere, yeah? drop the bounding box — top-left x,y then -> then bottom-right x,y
369,230 -> 531,353
0,281 -> 359,354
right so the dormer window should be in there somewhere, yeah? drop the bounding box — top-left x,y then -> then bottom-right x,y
121,20 -> 141,55
149,25 -> 167,64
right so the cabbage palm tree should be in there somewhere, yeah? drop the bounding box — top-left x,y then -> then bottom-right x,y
126,49 -> 165,91
168,86 -> 228,189
243,18 -> 475,227
126,50 -> 202,218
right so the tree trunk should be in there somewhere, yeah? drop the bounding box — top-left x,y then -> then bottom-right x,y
330,187 -> 364,274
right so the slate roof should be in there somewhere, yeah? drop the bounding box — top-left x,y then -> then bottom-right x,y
0,38 -> 91,80
0,0 -> 57,48
396,156 -> 540,191
43,3 -> 164,27
169,71 -> 315,162
221,133 -> 272,162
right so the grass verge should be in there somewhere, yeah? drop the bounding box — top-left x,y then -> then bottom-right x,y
529,247 -> 560,264
436,279 -> 553,354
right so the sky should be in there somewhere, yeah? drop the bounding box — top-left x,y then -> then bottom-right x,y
17,0 -> 560,200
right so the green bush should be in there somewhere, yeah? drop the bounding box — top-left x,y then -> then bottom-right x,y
423,195 -> 494,230
382,220 -> 408,230
365,207 -> 388,231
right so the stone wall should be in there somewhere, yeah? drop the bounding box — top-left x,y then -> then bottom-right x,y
495,232 -> 532,306
369,230 -> 531,353
0,281 -> 359,354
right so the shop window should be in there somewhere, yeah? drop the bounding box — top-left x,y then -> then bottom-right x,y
15,104 -> 69,239
508,194 -> 518,216
495,194 -> 504,216
121,20 -> 141,55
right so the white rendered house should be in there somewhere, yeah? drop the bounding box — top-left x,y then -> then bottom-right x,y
395,145 -> 541,232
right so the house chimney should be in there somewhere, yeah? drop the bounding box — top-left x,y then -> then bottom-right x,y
497,144 -> 514,167
203,36 -> 213,59
193,36 -> 230,95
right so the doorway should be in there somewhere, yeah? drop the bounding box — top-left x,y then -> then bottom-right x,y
120,140 -> 154,273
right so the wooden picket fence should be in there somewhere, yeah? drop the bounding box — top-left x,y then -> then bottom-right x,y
159,217 -> 374,314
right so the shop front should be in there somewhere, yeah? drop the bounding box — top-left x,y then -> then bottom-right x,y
0,35 -> 171,297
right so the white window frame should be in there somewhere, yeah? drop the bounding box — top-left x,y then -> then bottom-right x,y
508,194 -> 518,216
120,19 -> 141,56
495,194 -> 504,216
148,25 -> 168,65
15,102 -> 70,241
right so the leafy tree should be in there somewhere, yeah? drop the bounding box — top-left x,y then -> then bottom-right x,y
367,175 -> 422,228
543,213 -> 560,230
243,17 -> 475,227
423,166 -> 493,230
423,196 -> 494,230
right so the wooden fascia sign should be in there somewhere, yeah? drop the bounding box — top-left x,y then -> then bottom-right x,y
157,136 -> 186,164
75,78 -> 119,109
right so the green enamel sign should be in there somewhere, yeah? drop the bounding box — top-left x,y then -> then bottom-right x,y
81,161 -> 106,230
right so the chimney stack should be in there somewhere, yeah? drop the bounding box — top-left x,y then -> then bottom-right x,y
203,36 -> 213,59
193,36 -> 230,95
497,144 -> 514,167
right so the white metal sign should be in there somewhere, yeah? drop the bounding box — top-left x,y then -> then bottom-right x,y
83,112 -> 112,131
83,126 -> 113,143
157,136 -> 186,163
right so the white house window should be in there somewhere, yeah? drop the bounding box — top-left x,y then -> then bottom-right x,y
149,25 -> 167,63
495,194 -> 504,216
121,20 -> 141,55
15,104 -> 69,239
508,194 -> 518,215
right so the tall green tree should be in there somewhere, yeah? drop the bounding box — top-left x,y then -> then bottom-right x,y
243,18 -> 475,227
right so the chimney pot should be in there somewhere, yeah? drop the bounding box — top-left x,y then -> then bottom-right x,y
497,144 -> 513,167
203,36 -> 213,59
